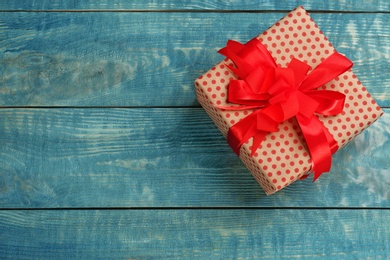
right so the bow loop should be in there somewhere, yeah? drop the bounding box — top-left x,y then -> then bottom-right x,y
245,67 -> 268,94
299,52 -> 353,92
288,58 -> 311,87
306,90 -> 346,116
227,79 -> 269,106
296,91 -> 320,118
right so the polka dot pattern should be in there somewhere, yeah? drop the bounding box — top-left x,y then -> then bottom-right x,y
194,6 -> 384,195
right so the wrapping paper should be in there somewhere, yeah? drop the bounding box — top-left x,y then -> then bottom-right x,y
194,6 -> 383,195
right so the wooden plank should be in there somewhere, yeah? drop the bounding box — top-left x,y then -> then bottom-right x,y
0,12 -> 389,107
0,209 -> 389,258
0,108 -> 388,208
0,0 -> 389,12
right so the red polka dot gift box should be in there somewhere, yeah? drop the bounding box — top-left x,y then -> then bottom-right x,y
194,6 -> 383,195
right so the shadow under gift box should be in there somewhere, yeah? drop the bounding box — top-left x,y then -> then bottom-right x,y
194,6 -> 383,195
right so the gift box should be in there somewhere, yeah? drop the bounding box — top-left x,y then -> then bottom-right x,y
194,6 -> 383,195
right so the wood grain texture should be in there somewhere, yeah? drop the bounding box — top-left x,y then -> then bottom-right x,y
0,0 -> 389,11
0,209 -> 389,259
1,3 -> 389,259
1,12 -> 389,106
1,108 -> 388,208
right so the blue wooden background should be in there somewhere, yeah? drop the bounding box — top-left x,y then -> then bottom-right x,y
0,1 -> 389,258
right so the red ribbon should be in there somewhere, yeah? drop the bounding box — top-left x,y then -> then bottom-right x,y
217,38 -> 353,180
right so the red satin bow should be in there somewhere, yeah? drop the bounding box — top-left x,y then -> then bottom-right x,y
217,38 -> 353,180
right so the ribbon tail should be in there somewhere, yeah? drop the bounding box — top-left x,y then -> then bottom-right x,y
227,113 -> 258,155
250,131 -> 267,156
227,109 -> 279,156
324,125 -> 339,154
296,114 -> 334,181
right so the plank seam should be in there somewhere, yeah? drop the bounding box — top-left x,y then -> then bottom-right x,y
0,10 -> 389,14
0,106 -> 388,109
1,207 -> 389,210
0,106 -> 203,109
